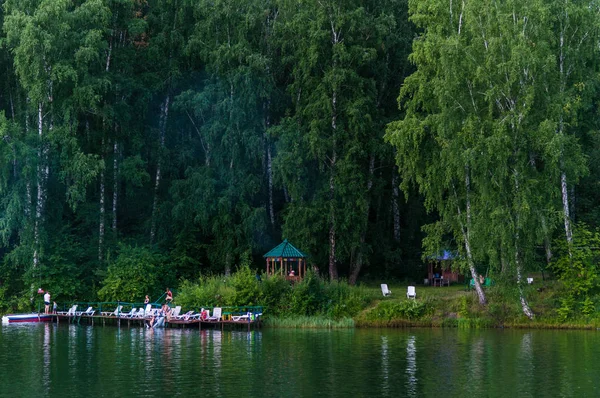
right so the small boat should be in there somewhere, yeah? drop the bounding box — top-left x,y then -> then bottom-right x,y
1,313 -> 54,324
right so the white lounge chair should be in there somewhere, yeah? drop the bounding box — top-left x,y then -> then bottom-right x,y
207,307 -> 221,321
101,305 -> 123,317
170,306 -> 181,318
381,284 -> 392,297
232,312 -> 251,322
76,306 -> 95,316
57,305 -> 77,316
138,304 -> 152,318
120,308 -> 137,318
176,311 -> 194,321
407,286 -> 416,299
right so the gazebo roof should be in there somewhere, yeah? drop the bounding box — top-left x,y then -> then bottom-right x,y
263,239 -> 307,258
427,249 -> 458,261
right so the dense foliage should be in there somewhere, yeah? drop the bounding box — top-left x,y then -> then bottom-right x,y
0,0 -> 599,318
0,0 -> 419,307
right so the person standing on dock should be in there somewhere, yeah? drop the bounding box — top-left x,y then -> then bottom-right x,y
43,291 -> 50,314
52,301 -> 57,314
165,288 -> 173,303
144,295 -> 150,305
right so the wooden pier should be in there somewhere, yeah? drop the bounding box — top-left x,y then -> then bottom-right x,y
52,311 -> 261,331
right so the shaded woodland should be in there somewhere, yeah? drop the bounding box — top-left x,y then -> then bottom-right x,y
0,0 -> 599,317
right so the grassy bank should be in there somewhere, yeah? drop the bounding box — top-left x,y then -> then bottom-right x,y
174,266 -> 600,330
353,280 -> 600,330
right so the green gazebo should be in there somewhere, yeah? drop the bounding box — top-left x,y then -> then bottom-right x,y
263,239 -> 308,279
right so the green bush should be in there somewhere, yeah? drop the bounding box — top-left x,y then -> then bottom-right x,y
98,245 -> 166,302
552,223 -> 600,320
288,271 -> 326,316
176,276 -> 234,308
324,281 -> 371,319
230,262 -> 261,306
367,299 -> 432,321
581,296 -> 595,318
259,275 -> 291,316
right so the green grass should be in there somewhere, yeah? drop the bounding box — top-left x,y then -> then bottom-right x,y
263,315 -> 355,329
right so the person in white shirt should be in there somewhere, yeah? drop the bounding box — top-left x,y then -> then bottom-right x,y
44,291 -> 51,314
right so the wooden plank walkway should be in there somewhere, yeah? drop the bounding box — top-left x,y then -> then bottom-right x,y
52,314 -> 261,331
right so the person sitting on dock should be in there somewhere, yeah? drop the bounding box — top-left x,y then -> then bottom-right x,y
44,291 -> 51,314
165,288 -> 173,303
161,303 -> 172,321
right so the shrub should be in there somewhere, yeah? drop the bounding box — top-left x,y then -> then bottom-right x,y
288,271 -> 326,316
552,223 -> 600,320
366,299 -> 432,321
230,262 -> 261,306
176,276 -> 234,308
581,296 -> 595,318
259,275 -> 291,316
98,245 -> 166,302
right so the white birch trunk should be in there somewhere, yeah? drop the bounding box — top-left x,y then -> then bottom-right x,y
150,95 -> 170,243
112,141 -> 119,232
516,252 -> 534,319
561,171 -> 573,246
99,137 -> 106,262
455,172 -> 487,305
33,103 -> 45,274
24,99 -> 31,218
328,18 -> 340,281
558,14 -> 573,253
512,166 -> 534,318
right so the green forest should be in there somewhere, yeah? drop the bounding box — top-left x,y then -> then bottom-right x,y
0,0 -> 599,321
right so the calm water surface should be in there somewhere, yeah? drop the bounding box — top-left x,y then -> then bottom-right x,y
0,323 -> 598,397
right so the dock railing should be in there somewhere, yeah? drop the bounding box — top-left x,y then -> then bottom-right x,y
56,302 -> 263,321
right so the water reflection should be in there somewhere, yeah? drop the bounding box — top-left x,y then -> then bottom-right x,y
467,336 -> 485,395
518,333 -> 534,397
42,323 -> 51,396
3,326 -> 600,397
381,336 -> 389,395
405,335 -> 417,397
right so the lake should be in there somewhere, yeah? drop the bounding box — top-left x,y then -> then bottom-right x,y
0,323 -> 598,397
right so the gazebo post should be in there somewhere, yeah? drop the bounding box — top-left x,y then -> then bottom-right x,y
263,240 -> 308,280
